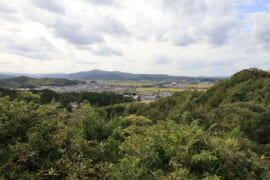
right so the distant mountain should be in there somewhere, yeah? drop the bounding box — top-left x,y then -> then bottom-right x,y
64,70 -> 220,81
0,76 -> 85,89
0,70 -> 222,82
0,74 -> 15,80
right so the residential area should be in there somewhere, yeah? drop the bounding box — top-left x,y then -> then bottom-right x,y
33,80 -> 214,102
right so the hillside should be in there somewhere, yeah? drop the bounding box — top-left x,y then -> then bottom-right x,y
0,76 -> 85,89
0,68 -> 270,179
198,68 -> 270,107
124,68 -> 270,142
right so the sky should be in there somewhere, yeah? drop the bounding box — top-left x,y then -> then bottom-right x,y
0,0 -> 270,76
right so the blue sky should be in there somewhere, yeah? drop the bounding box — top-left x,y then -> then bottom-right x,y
237,0 -> 270,13
0,0 -> 270,76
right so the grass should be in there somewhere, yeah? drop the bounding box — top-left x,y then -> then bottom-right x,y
184,84 -> 214,88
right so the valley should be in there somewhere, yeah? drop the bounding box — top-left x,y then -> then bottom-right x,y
1,68 -> 270,179
0,70 -> 216,102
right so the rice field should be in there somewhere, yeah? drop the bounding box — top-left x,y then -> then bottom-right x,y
184,83 -> 214,88
136,88 -> 207,92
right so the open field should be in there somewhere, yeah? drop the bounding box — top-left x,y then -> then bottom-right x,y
136,88 -> 207,92
184,83 -> 214,88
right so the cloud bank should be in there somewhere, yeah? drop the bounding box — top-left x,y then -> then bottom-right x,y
0,0 -> 269,76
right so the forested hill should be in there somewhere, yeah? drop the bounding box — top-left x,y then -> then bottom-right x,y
111,68 -> 270,142
0,76 -> 85,88
0,68 -> 270,179
199,68 -> 270,107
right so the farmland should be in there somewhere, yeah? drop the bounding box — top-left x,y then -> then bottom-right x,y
136,87 -> 208,92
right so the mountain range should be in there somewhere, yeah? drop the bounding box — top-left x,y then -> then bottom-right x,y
0,69 -> 221,82
0,74 -> 16,80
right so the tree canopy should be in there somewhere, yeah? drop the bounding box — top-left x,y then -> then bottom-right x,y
0,68 -> 270,179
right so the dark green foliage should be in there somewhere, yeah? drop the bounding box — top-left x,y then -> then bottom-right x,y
111,120 -> 268,179
30,89 -> 61,104
31,90 -> 134,108
0,96 -> 108,179
0,87 -> 17,99
0,88 -> 134,109
207,103 -> 270,143
1,68 -> 270,179
137,95 -> 180,121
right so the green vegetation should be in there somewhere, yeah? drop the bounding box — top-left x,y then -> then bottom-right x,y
185,83 -> 214,88
31,89 -> 134,109
0,68 -> 270,179
0,76 -> 85,89
0,88 -> 134,109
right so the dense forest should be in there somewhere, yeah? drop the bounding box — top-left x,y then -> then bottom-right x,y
0,76 -> 85,89
0,88 -> 134,110
0,68 -> 270,179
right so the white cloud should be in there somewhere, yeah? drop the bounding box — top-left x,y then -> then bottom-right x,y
252,12 -> 270,43
0,0 -> 269,76
32,0 -> 65,14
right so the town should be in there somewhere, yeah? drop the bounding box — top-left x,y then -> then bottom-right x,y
32,80 -> 214,102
